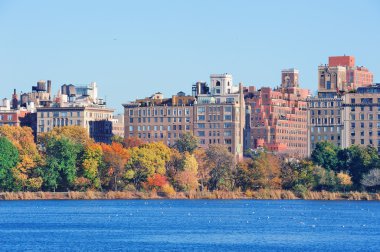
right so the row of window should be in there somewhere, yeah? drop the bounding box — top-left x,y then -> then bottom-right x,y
197,106 -> 232,114
311,117 -> 341,125
311,126 -> 341,133
351,122 -> 380,129
309,101 -> 341,108
197,115 -> 232,121
129,125 -> 191,132
129,108 -> 190,117
197,130 -> 232,137
39,119 -> 81,127
351,131 -> 380,137
311,135 -> 341,141
130,117 -> 191,124
199,138 -> 232,146
0,115 -> 14,121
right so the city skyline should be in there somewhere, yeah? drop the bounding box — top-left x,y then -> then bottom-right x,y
1,0 -> 379,112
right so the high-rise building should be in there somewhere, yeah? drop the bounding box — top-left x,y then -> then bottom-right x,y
308,56 -> 375,155
342,84 -> 380,150
193,74 -> 245,159
245,69 -> 309,157
318,56 -> 373,97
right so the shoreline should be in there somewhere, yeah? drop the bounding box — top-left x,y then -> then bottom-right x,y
1,190 -> 379,201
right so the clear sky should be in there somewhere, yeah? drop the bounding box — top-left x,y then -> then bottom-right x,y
1,0 -> 379,113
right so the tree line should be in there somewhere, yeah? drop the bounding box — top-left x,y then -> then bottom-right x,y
0,125 -> 379,195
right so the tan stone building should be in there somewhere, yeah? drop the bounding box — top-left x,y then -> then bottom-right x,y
123,74 -> 246,160
193,74 -> 245,159
342,85 -> 380,150
36,106 -> 114,139
307,56 -> 376,155
307,96 -> 344,155
123,92 -> 195,147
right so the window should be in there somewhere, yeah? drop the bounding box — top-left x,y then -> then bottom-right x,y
197,131 -> 205,137
197,115 -> 205,121
224,115 -> 232,121
224,106 -> 232,113
197,107 -> 205,113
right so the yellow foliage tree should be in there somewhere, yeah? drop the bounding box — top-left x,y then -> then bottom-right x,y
175,153 -> 199,192
337,171 -> 352,192
0,125 -> 42,191
39,126 -> 93,146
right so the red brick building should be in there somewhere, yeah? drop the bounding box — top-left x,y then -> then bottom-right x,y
244,69 -> 310,157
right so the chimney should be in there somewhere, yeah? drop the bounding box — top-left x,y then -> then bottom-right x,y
12,89 -> 18,110
47,80 -> 52,94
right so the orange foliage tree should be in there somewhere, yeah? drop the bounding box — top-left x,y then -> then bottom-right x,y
100,142 -> 130,191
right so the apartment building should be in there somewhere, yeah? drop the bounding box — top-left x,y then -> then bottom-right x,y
307,55 -> 375,155
36,106 -> 114,142
245,69 -> 310,157
342,84 -> 380,150
123,92 -> 195,147
193,74 -> 245,159
123,74 -> 245,159
307,96 -> 344,155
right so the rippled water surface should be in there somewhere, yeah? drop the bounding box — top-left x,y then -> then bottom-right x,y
0,200 -> 379,251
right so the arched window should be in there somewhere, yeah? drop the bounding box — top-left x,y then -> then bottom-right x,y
216,81 -> 221,87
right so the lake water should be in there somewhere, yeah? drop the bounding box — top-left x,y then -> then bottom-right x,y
0,200 -> 379,251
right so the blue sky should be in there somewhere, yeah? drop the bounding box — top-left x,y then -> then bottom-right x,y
1,0 -> 379,113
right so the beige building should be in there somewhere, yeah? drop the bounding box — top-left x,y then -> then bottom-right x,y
307,56 -> 375,155
193,74 -> 245,159
123,74 -> 245,160
342,85 -> 380,150
123,92 -> 195,147
307,97 -> 344,155
37,106 -> 114,135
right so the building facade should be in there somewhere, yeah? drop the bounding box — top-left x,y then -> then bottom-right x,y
307,55 -> 375,155
307,96 -> 344,155
123,92 -> 195,147
245,69 -> 309,157
123,74 -> 245,160
342,85 -> 380,150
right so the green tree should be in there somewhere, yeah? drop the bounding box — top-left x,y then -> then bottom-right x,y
206,145 -> 235,191
174,132 -> 198,154
0,137 -> 19,191
311,141 -> 339,171
341,145 -> 379,188
42,137 -> 82,191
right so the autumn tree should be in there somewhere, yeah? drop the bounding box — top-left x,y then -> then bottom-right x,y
122,137 -> 145,148
175,152 -> 199,192
174,132 -> 198,154
194,149 -> 209,191
251,151 -> 282,189
100,142 -> 130,191
77,143 -> 103,190
125,142 -> 171,189
39,126 -> 92,146
0,125 -> 42,191
206,145 -> 235,191
337,172 -> 352,192
0,137 -> 19,191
